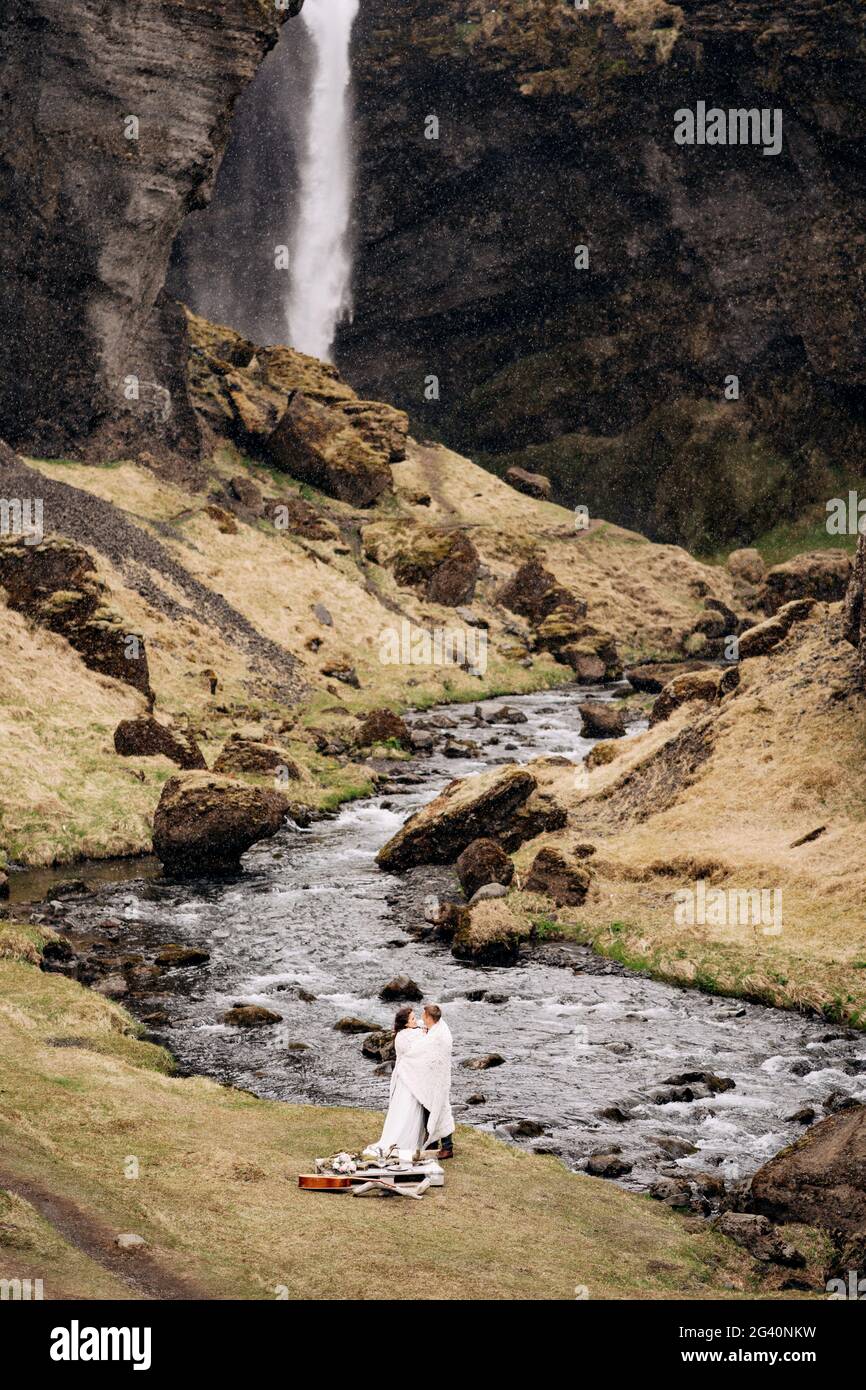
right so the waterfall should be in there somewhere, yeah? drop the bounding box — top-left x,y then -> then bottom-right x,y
287,0 -> 360,362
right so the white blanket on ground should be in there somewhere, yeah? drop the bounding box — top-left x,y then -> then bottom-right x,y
396,1021 -> 454,1144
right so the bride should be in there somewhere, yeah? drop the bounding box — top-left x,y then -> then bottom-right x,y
374,1006 -> 428,1151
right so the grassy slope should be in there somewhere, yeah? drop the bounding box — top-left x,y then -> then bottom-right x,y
1,440 -> 735,867
483,613 -> 866,1025
0,925 -> 808,1301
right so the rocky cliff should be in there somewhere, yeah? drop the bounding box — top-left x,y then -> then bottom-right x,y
338,0 -> 866,550
0,0 -> 303,461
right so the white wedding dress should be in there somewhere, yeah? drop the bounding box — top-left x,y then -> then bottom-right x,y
375,1027 -> 427,1151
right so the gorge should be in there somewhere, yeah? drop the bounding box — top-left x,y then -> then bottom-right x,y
0,0 -> 865,1313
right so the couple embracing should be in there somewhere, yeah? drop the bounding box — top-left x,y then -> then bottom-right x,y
375,1003 -> 454,1159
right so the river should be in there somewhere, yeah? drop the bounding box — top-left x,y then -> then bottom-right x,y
22,682 -> 866,1195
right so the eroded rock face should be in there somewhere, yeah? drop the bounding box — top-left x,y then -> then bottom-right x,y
376,764 -> 538,871
114,717 -> 206,771
0,1 -> 304,459
524,848 -> 591,907
0,537 -> 152,698
152,772 -> 291,874
339,0 -> 866,550
749,1105 -> 866,1239
843,532 -> 866,684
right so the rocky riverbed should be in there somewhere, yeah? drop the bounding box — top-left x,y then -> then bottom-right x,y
19,684 -> 866,1209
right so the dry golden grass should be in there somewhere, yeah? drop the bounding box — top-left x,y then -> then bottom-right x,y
0,933 -> 799,1302
507,611 -> 866,1022
6,442 -> 732,865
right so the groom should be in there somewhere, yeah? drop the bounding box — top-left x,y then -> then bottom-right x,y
419,1004 -> 455,1160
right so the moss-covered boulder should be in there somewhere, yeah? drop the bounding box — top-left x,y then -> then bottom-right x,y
0,537 -> 153,699
267,392 -> 392,507
376,765 -> 537,871
451,900 -> 522,966
152,772 -> 291,874
213,738 -> 300,778
355,708 -> 413,750
455,837 -> 514,899
498,558 -> 585,626
524,848 -> 591,907
759,551 -> 851,614
650,667 -> 739,725
390,528 -> 480,607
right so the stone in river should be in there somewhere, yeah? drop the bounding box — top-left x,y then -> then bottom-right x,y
585,1152 -> 633,1178
379,975 -> 422,1001
223,1004 -> 280,1028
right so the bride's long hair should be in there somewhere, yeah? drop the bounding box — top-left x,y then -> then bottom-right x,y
393,1006 -> 414,1033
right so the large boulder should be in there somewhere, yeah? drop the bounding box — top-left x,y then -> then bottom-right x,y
266,391 -> 393,507
152,772 -> 291,873
738,598 -> 815,659
376,765 -> 537,871
759,550 -> 851,613
626,660 -> 713,694
749,1105 -> 866,1239
737,617 -> 788,659
524,848 -> 591,906
213,738 -> 300,778
114,717 -> 206,771
391,528 -> 480,607
455,837 -> 514,899
498,558 -> 584,625
355,708 -> 413,750
578,701 -> 625,739
650,666 -> 739,725
451,900 -> 522,966
504,466 -> 551,500
559,626 -> 622,682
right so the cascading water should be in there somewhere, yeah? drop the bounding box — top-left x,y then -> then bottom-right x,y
287,0 -> 360,361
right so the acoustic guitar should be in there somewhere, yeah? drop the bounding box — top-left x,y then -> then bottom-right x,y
297,1173 -> 353,1193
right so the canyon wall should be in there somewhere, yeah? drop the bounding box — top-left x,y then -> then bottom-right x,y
0,0 -> 303,461
339,0 -> 866,549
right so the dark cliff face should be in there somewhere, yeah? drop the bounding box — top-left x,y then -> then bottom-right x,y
338,0 -> 866,549
0,0 -> 302,461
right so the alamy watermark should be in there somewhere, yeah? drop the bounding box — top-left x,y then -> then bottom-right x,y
0,1277 -> 44,1300
826,1270 -> 866,1300
674,102 -> 783,157
826,491 -> 866,535
379,619 -> 487,676
673,880 -> 783,936
0,497 -> 43,546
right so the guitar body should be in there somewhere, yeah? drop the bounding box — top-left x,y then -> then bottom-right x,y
297,1173 -> 353,1192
